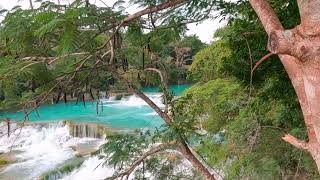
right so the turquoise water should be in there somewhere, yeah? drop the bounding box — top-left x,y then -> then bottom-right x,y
0,85 -> 191,129
142,84 -> 191,95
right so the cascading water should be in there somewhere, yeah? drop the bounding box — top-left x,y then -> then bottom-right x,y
0,93 -> 165,180
0,123 -> 71,179
0,85 -> 192,179
0,122 -> 108,180
111,94 -> 165,108
60,156 -> 117,180
67,122 -> 108,139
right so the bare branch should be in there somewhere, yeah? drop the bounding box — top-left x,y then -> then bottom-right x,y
177,141 -> 216,180
20,52 -> 90,65
251,52 -> 273,74
123,0 -> 187,24
107,141 -> 177,180
145,67 -> 169,113
145,68 -> 165,83
29,0 -> 34,10
105,65 -> 216,179
282,134 -> 308,150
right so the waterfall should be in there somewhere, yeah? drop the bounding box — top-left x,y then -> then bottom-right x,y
66,122 -> 107,139
0,122 -> 106,180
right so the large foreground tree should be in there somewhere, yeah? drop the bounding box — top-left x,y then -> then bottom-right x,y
249,0 -> 320,171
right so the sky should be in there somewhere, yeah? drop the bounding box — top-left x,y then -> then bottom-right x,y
0,0 -> 225,43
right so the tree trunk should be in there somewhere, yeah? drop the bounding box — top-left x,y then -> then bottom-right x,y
249,0 -> 320,172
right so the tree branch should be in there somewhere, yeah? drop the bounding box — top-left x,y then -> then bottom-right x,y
249,0 -> 283,35
145,67 -> 169,113
282,134 -> 308,150
297,0 -> 320,36
251,52 -> 274,74
20,52 -> 89,64
29,0 -> 34,10
106,66 -> 172,124
107,141 -> 177,180
145,68 -> 165,83
105,65 -> 216,179
123,0 -> 187,24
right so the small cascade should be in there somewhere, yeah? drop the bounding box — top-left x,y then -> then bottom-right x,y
0,85 -> 193,179
0,122 -> 106,180
60,156 -> 117,180
115,93 -> 164,108
66,122 -> 107,139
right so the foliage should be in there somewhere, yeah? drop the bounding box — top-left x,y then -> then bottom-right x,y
177,0 -> 319,178
188,39 -> 231,82
42,157 -> 85,180
0,0 -> 207,111
0,159 -> 9,165
99,133 -> 149,169
177,77 -> 319,178
0,0 -> 318,179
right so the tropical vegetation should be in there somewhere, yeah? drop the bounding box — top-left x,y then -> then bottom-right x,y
0,0 -> 319,179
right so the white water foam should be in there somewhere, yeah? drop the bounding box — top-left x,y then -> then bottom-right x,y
0,122 -> 200,180
60,156 -> 117,180
102,93 -> 165,108
0,123 -> 103,180
0,92 -> 200,180
144,112 -> 158,116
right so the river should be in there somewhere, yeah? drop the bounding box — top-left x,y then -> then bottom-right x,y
0,85 -> 191,180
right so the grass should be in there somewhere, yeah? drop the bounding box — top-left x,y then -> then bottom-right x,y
0,159 -> 9,165
41,157 -> 85,180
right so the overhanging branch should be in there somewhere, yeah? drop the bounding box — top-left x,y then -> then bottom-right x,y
107,141 -> 177,180
123,0 -> 188,24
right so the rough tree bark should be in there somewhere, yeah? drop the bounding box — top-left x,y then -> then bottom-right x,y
249,0 -> 320,172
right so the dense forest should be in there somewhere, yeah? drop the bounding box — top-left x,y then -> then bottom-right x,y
1,0 -> 320,179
